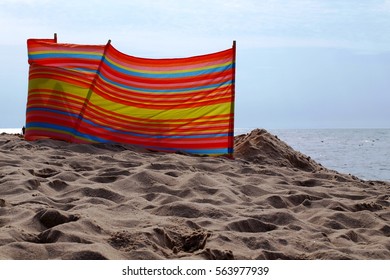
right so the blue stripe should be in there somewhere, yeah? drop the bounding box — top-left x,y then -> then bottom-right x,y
27,107 -> 80,119
29,53 -> 102,60
142,146 -> 231,155
26,122 -> 110,143
103,58 -> 233,79
28,121 -> 231,154
72,68 -> 98,73
180,148 -> 232,154
27,120 -> 232,154
98,73 -> 232,94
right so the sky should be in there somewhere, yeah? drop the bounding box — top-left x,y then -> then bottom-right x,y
0,0 -> 389,129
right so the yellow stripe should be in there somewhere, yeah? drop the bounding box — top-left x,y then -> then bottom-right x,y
29,79 -> 90,98
89,92 -> 232,120
87,105 -> 231,125
28,80 -> 232,120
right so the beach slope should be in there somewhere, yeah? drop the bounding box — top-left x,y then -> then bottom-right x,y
0,129 -> 389,259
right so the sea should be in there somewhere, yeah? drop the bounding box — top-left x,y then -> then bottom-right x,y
237,128 -> 390,182
1,128 -> 389,182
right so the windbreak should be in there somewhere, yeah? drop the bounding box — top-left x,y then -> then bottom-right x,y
26,35 -> 236,156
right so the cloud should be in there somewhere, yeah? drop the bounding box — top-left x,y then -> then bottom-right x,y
1,0 -> 390,54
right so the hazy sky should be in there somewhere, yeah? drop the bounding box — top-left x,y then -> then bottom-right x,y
1,0 -> 389,129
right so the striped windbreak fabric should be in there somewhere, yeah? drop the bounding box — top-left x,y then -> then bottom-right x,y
25,36 -> 235,156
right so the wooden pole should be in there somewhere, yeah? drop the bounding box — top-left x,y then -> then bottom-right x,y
72,39 -> 111,142
232,40 -> 236,87
230,40 -> 236,157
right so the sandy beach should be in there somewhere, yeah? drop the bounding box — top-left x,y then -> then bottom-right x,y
0,128 -> 389,259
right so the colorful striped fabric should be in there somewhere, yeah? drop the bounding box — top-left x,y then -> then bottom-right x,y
25,35 -> 236,156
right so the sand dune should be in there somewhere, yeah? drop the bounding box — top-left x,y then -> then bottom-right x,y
0,129 -> 389,259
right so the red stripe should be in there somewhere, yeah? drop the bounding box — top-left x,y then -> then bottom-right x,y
29,73 -> 92,89
99,64 -> 233,88
28,66 -> 94,82
25,130 -> 73,142
76,124 -> 231,149
26,113 -> 78,128
30,58 -> 101,66
106,44 -> 234,67
27,93 -> 85,112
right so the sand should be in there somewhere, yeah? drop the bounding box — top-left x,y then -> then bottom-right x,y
0,128 -> 389,260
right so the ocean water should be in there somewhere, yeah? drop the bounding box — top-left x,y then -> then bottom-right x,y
2,128 -> 389,182
237,128 -> 390,182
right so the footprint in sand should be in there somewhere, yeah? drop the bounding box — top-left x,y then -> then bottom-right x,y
34,208 -> 79,229
226,218 -> 277,233
32,168 -> 60,178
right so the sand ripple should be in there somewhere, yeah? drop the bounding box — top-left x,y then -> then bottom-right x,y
0,130 -> 389,259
